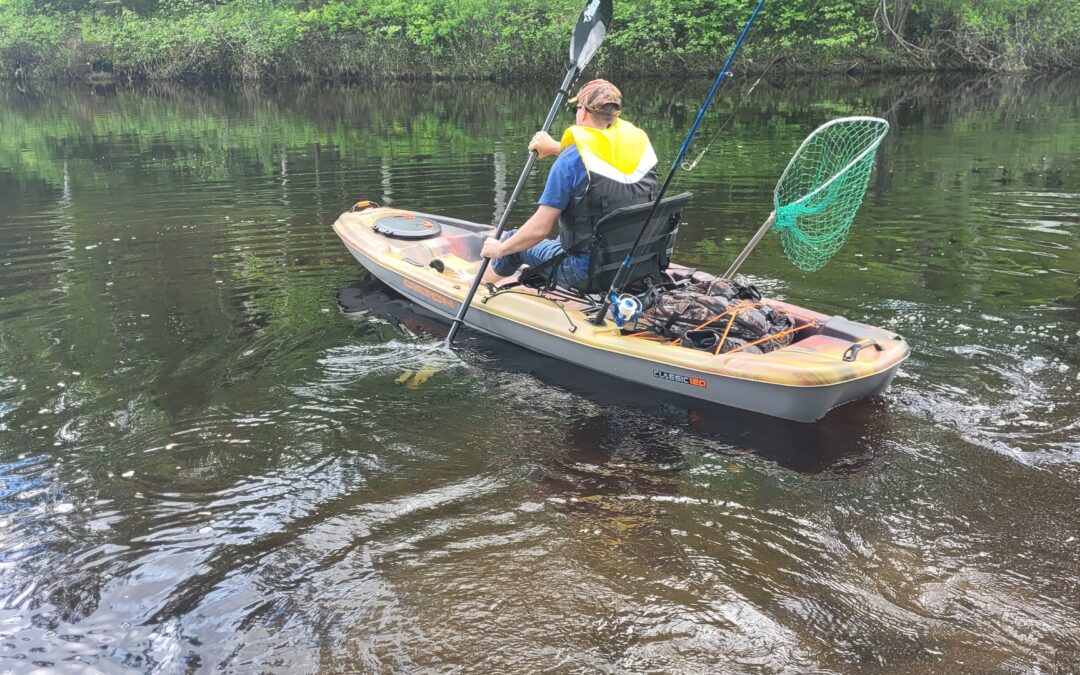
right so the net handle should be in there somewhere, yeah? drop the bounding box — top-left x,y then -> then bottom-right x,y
723,212 -> 774,280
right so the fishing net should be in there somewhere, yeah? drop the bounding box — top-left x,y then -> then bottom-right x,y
772,116 -> 889,272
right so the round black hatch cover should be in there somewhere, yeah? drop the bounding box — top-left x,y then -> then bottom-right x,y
372,212 -> 442,240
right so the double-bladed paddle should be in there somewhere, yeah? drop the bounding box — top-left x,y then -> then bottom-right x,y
445,0 -> 614,346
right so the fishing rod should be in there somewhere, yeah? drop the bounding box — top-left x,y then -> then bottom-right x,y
446,0 -> 614,347
591,0 -> 766,326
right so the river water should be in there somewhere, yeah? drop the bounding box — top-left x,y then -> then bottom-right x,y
0,75 -> 1078,672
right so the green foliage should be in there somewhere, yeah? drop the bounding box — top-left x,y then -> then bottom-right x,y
812,0 -> 873,51
0,0 -> 1078,81
0,1 -> 69,75
914,0 -> 1080,69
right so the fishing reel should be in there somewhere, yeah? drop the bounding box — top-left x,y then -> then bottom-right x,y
610,293 -> 643,328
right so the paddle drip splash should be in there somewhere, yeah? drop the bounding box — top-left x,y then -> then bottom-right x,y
314,341 -> 464,391
332,280 -> 467,387
772,116 -> 889,272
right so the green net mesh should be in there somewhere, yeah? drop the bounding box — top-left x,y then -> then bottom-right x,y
772,117 -> 889,272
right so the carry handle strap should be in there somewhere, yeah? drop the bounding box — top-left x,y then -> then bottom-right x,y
842,338 -> 884,362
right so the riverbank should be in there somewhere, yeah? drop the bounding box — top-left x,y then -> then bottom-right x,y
2,0 -> 1077,83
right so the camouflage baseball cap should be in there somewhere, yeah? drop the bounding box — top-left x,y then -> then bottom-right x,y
568,79 -> 622,115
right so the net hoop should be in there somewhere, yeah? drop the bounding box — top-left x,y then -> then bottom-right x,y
774,116 -> 890,212
769,115 -> 890,272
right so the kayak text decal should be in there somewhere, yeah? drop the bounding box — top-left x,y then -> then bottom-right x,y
403,279 -> 455,308
653,370 -> 707,388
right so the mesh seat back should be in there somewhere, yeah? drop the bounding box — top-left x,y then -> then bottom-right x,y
584,191 -> 693,293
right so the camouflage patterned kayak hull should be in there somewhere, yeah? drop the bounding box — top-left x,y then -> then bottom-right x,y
333,206 -> 909,422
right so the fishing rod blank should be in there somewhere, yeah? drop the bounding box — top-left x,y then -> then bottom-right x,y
592,0 -> 766,326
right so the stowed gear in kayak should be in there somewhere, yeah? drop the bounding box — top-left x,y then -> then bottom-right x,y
631,271 -> 797,355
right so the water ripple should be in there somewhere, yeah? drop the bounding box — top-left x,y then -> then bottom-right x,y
1,77 -> 1080,672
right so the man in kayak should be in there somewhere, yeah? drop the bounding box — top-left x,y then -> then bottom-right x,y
481,79 -> 658,290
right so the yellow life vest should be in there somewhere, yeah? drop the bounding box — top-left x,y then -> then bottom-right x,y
560,119 -> 657,183
555,119 -> 659,254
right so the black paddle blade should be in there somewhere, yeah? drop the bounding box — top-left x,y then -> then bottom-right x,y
569,0 -> 614,68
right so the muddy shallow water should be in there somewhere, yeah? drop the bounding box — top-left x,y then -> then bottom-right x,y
1,75 -> 1078,672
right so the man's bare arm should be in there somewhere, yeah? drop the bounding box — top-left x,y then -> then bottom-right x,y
480,205 -> 561,259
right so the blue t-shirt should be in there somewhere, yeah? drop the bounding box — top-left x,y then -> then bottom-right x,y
537,144 -> 590,279
539,145 -> 589,210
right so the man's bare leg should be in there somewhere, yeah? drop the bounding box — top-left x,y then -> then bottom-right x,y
482,266 -> 506,284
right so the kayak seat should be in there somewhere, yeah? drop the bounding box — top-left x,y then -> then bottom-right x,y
520,191 -> 693,294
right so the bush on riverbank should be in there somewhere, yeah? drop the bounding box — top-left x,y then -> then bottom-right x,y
2,0 -> 1078,82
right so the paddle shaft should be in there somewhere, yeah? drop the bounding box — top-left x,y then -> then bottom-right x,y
445,66 -> 580,345
591,0 -> 766,326
722,211 -> 774,279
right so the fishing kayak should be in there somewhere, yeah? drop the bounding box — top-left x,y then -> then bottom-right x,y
332,204 -> 909,422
